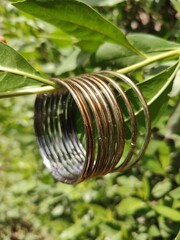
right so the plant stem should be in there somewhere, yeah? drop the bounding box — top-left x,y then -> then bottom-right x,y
0,86 -> 55,99
117,48 -> 180,74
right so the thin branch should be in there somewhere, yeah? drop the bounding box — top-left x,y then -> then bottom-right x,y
0,86 -> 55,99
117,48 -> 180,74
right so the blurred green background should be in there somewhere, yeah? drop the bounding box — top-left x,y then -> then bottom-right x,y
0,1 -> 180,239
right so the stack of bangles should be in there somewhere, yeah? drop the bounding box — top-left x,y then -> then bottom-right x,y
34,71 -> 151,184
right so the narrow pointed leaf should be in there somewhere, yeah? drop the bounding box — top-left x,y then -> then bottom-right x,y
126,60 -> 180,125
13,0 -> 142,55
0,42 -> 54,93
117,197 -> 148,215
151,204 -> 180,222
95,33 -> 180,67
171,0 -> 180,12
128,33 -> 180,53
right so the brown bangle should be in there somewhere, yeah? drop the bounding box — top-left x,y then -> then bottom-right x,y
34,71 -> 151,184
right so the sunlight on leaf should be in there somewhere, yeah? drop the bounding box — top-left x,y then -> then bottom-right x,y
0,42 -> 55,93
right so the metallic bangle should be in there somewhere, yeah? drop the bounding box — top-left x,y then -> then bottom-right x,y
34,71 -> 151,184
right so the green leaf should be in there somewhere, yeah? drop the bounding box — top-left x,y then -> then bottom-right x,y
142,176 -> 150,200
9,180 -> 36,194
13,0 -> 142,55
59,219 -> 100,240
55,48 -> 81,75
94,42 -> 143,68
0,42 -> 54,93
55,48 -> 90,75
148,225 -> 161,238
115,61 -> 179,130
169,187 -> 180,200
152,179 -> 172,198
128,33 -> 180,53
77,40 -> 103,53
116,197 -> 148,215
0,42 -> 39,92
175,231 -> 180,240
126,60 -> 180,125
158,142 -> 171,170
94,34 -> 180,67
144,157 -> 165,175
171,0 -> 180,12
170,69 -> 180,97
49,29 -> 74,48
151,204 -> 180,222
173,200 -> 180,209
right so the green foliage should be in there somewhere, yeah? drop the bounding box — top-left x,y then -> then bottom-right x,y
13,0 -> 141,54
0,42 -> 52,92
0,0 -> 180,239
171,0 -> 180,13
125,61 -> 180,125
95,33 -> 180,67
